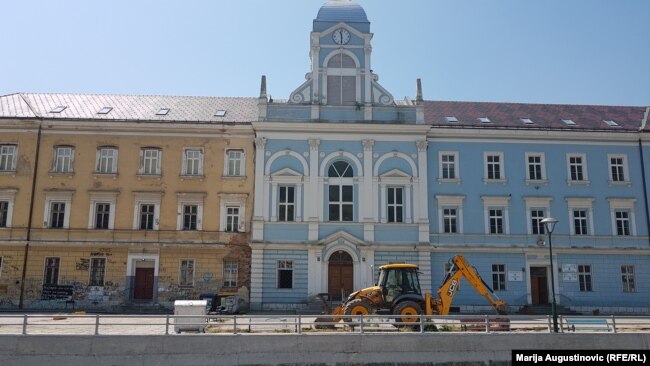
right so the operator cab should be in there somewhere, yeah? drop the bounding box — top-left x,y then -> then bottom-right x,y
377,264 -> 422,303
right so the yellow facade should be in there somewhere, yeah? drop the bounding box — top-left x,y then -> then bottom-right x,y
0,116 -> 255,311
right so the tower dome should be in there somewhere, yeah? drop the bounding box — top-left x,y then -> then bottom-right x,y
316,0 -> 368,23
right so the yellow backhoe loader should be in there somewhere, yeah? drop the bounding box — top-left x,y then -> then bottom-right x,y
315,255 -> 507,327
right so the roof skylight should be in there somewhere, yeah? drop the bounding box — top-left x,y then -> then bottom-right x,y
521,118 -> 534,124
445,116 -> 458,123
604,120 -> 619,127
156,108 -> 170,116
98,107 -> 113,115
50,106 -> 67,113
562,119 -> 576,126
478,117 -> 491,123
214,110 -> 227,117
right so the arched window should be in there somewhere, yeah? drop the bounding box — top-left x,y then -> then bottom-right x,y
327,52 -> 357,106
328,161 -> 354,221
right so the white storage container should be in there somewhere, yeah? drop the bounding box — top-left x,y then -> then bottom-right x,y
173,300 -> 207,333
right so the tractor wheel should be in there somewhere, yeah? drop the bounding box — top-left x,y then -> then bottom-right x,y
393,300 -> 422,328
343,299 -> 373,323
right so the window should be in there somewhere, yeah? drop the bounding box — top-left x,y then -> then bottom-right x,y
226,206 -> 240,232
386,187 -> 403,223
439,152 -> 458,180
621,265 -> 635,293
223,261 -> 238,288
573,209 -> 589,235
478,117 -> 491,123
578,265 -> 592,292
0,144 -> 17,171
608,155 -> 628,183
328,161 -> 354,222
96,147 -> 117,174
530,209 -> 545,235
43,257 -> 60,285
526,153 -> 545,181
214,110 -> 227,117
98,107 -> 113,114
50,106 -> 67,113
156,108 -> 170,116
604,120 -> 619,127
615,210 -> 631,236
443,208 -> 458,234
89,258 -> 106,286
182,204 -> 198,230
94,203 -> 111,230
520,118 -> 534,125
492,264 -> 506,291
179,259 -> 195,287
326,53 -> 357,106
277,260 -> 293,289
484,153 -> 504,181
0,201 -> 8,228
562,119 -> 576,126
226,149 -> 244,176
567,154 -> 587,182
278,186 -> 295,222
140,148 -> 161,175
52,146 -> 74,173
49,202 -> 66,229
489,209 -> 504,234
139,204 -> 155,230
445,116 -> 458,123
183,148 -> 203,176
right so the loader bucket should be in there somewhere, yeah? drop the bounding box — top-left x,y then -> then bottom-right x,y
313,305 -> 343,329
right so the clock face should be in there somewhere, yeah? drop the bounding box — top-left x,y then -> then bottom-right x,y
332,28 -> 350,45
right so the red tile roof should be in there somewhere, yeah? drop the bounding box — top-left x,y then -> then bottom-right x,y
423,100 -> 648,131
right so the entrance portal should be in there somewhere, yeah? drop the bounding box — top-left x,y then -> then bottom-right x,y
134,267 -> 154,301
327,251 -> 353,301
530,266 -> 549,305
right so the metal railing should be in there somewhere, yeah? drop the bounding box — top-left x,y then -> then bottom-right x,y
0,313 -> 648,335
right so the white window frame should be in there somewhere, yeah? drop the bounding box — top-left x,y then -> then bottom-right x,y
43,191 -> 73,228
436,195 -> 464,234
52,145 -> 74,173
224,149 -> 245,177
578,264 -> 593,292
278,185 -> 296,222
88,191 -> 118,230
566,198 -> 595,236
95,146 -> 118,174
566,153 -> 589,185
176,193 -> 205,231
524,197 -> 552,235
608,198 -> 637,236
483,152 -> 506,183
608,154 -> 630,185
179,259 -> 195,287
277,260 -> 294,289
492,264 -> 506,291
525,152 -> 547,183
182,147 -> 204,176
621,265 -> 636,293
438,151 -> 460,183
0,144 -> 17,172
0,189 -> 17,228
139,147 -> 162,175
386,186 -> 404,223
482,196 -> 510,234
89,257 -> 106,286
223,261 -> 238,288
219,193 -> 247,232
378,169 -> 412,224
270,168 -> 304,222
132,192 -> 162,230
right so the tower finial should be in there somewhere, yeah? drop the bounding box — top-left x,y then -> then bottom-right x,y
259,75 -> 267,100
416,78 -> 423,103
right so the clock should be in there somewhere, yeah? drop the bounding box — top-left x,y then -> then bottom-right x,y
332,28 -> 350,45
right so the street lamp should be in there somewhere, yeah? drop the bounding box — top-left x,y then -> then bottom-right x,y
541,217 -> 559,333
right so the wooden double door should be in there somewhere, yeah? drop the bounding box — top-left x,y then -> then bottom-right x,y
530,266 -> 549,305
327,251 -> 353,301
134,268 -> 154,301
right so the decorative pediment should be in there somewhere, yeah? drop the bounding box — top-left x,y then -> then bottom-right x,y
321,22 -> 365,40
271,167 -> 303,177
316,230 -> 367,247
380,169 -> 410,179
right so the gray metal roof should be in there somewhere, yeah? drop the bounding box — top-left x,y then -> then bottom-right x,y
317,0 -> 368,23
0,93 -> 258,123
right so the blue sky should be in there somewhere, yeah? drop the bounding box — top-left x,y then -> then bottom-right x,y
1,0 -> 648,106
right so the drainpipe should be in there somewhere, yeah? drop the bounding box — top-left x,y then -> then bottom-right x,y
639,107 -> 650,247
19,123 -> 42,309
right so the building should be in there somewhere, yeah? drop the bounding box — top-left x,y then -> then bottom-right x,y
1,0 -> 648,314
0,93 -> 256,310
249,0 -> 650,313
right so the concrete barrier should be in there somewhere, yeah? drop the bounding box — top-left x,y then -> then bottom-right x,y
1,333 -> 648,366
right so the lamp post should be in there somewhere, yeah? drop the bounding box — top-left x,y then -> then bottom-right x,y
541,217 -> 559,333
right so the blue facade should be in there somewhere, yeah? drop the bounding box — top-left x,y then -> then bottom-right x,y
249,0 -> 650,314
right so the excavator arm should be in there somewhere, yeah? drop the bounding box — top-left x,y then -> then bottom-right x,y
431,255 -> 508,315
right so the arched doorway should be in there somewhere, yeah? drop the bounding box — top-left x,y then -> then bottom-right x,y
328,250 -> 354,300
